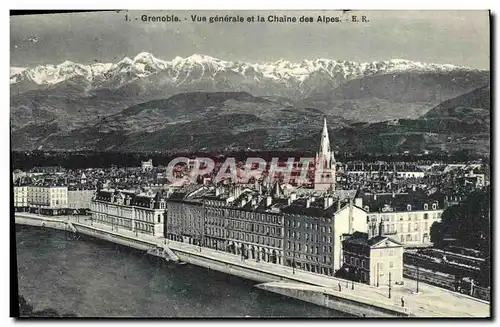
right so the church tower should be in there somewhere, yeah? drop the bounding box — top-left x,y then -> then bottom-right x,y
314,117 -> 336,192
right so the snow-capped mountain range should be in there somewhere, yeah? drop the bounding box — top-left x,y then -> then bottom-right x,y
10,52 -> 484,98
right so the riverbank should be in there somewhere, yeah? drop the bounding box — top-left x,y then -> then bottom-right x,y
14,213 -> 490,318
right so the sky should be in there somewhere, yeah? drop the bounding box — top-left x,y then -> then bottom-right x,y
10,10 -> 490,69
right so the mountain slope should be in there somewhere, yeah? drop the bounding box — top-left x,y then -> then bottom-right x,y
318,85 -> 491,155
423,85 -> 490,120
11,91 -> 350,152
298,70 -> 490,122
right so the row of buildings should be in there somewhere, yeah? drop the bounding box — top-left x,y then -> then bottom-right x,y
88,182 -> 414,285
13,183 -> 95,215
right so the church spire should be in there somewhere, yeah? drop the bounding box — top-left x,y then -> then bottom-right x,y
317,117 -> 334,169
314,117 -> 336,192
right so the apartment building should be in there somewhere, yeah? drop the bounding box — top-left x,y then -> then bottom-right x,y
360,192 -> 444,247
91,189 -> 166,236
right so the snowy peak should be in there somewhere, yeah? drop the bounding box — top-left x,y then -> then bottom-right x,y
10,53 -> 486,97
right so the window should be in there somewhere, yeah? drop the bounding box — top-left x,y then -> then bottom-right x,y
362,260 -> 366,268
424,222 -> 428,230
389,261 -> 394,268
355,258 -> 359,267
432,203 -> 437,210
328,227 -> 332,233
424,204 -> 428,210
344,256 -> 348,263
406,234 -> 412,241
414,223 -> 418,231
407,223 -> 411,232
407,204 -> 412,211
305,244 -> 308,252
158,214 -> 161,223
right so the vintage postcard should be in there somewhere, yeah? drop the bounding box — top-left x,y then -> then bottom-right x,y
10,10 -> 491,318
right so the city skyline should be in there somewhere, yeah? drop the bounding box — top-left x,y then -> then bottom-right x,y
10,10 -> 490,69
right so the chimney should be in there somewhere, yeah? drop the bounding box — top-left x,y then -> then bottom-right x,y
378,221 -> 384,236
373,194 -> 377,200
241,199 -> 247,207
215,187 -> 221,196
310,195 -> 316,203
412,184 -> 416,192
348,198 -> 353,233
305,198 -> 311,208
290,192 -> 297,202
354,197 -> 363,208
392,192 -> 395,198
266,196 -> 272,207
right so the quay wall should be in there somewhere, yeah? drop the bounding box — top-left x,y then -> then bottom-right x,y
15,214 -> 156,252
255,283 -> 409,317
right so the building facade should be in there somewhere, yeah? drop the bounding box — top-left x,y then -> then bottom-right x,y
68,188 -> 95,212
281,195 -> 367,276
13,185 -> 29,211
91,189 -> 166,236
165,186 -> 207,244
222,192 -> 285,264
360,192 -> 444,247
27,185 -> 68,215
342,232 -> 404,286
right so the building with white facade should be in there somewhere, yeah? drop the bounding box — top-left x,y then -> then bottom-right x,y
13,185 -> 29,211
91,189 -> 166,236
27,185 -> 68,215
358,192 -> 444,247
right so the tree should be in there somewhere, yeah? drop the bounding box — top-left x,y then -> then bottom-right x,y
433,187 -> 490,253
430,222 -> 444,248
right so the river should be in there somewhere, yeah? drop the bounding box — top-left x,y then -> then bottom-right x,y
15,225 -> 349,318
